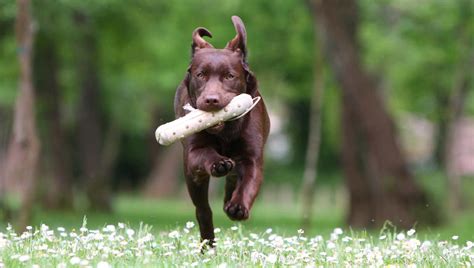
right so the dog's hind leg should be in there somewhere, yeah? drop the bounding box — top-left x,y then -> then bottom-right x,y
185,176 -> 215,247
224,158 -> 263,221
224,173 -> 238,205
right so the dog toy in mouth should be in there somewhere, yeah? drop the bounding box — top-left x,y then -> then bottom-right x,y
155,94 -> 260,146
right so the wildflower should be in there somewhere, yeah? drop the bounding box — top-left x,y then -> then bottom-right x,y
396,233 -> 406,241
466,241 -> 473,250
379,235 -> 387,240
327,241 -> 336,249
452,235 -> 459,240
26,226 -> 33,231
214,228 -> 221,234
57,263 -> 67,268
168,230 -> 180,239
217,262 -> 227,268
186,221 -> 195,229
407,229 -> 416,236
97,261 -> 112,268
18,255 -> 30,262
231,226 -> 238,231
298,229 -> 304,235
105,225 -> 116,233
421,241 -> 432,251
333,228 -> 343,235
251,251 -> 260,262
405,239 -> 421,251
70,257 -> 81,265
327,256 -> 338,263
266,228 -> 272,234
267,253 -> 278,264
57,227 -> 65,232
118,222 -> 125,229
126,229 -> 135,237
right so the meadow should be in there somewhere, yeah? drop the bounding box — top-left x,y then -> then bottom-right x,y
1,192 -> 473,267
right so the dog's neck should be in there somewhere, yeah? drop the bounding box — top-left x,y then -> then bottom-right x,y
207,116 -> 247,143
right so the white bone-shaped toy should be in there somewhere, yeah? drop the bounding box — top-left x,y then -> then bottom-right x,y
155,94 -> 260,146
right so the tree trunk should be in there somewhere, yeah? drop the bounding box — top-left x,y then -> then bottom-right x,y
342,93 -> 374,227
74,10 -> 111,211
144,144 -> 182,198
35,33 -> 74,209
0,107 -> 13,221
300,24 -> 325,230
4,0 -> 40,230
444,51 -> 474,212
311,0 -> 437,228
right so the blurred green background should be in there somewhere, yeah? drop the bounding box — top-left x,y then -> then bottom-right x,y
0,0 -> 473,239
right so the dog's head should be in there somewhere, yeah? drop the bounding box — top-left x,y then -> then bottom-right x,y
185,16 -> 257,114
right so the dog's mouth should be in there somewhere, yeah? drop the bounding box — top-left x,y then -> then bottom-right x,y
206,122 -> 225,134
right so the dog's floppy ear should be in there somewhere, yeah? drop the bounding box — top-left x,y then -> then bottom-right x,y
191,27 -> 213,56
225,16 -> 247,62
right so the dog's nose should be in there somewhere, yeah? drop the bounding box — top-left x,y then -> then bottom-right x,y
203,95 -> 222,110
205,95 -> 220,105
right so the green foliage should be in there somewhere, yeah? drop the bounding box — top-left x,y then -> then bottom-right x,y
360,0 -> 474,120
1,0 -> 472,181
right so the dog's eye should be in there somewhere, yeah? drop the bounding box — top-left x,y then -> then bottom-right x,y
196,72 -> 205,79
225,73 -> 235,80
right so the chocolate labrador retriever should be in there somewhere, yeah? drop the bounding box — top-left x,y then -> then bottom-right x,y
174,16 -> 270,245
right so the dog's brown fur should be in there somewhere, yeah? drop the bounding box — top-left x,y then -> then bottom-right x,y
174,16 -> 270,244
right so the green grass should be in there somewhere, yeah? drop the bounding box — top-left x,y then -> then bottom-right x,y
1,191 -> 473,266
0,220 -> 472,267
23,194 -> 343,237
7,190 -> 470,243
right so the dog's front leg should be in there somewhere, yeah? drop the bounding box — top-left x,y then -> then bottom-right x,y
185,175 -> 215,246
185,147 -> 235,246
186,147 -> 235,178
224,157 -> 263,221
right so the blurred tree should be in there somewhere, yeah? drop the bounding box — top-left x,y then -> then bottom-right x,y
359,0 -> 474,212
34,32 -> 74,209
74,10 -> 111,211
301,5 -> 325,229
144,144 -> 182,198
444,51 -> 474,212
439,0 -> 473,213
4,0 -> 40,229
311,0 -> 438,228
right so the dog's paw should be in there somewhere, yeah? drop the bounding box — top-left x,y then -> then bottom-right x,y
211,158 -> 234,177
224,201 -> 249,221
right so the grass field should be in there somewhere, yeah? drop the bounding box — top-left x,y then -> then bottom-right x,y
1,187 -> 473,266
1,219 -> 473,267
23,193 -> 474,242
